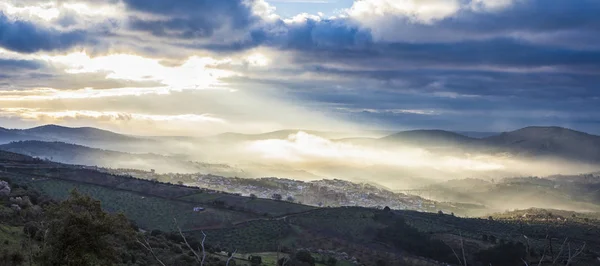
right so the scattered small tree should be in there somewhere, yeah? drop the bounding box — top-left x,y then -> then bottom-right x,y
249,255 -> 262,266
272,194 -> 283,201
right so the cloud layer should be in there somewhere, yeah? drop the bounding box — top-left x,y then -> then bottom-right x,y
1,0 -> 600,134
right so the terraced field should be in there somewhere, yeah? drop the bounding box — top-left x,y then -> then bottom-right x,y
28,179 -> 252,231
180,192 -> 315,217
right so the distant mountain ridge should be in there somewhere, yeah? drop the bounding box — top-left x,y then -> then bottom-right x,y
0,140 -> 244,175
483,126 -> 600,162
0,124 -> 140,144
381,129 -> 476,147
3,124 -> 600,164
382,126 -> 600,163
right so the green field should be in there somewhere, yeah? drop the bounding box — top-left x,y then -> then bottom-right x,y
181,193 -> 315,217
196,220 -> 293,252
28,179 -> 253,231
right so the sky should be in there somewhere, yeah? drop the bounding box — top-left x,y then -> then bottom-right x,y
0,0 -> 600,136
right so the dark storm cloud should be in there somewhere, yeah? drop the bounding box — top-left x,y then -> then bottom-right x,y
282,19 -> 372,49
123,0 -> 257,39
3,0 -> 600,132
0,58 -> 44,70
0,13 -> 87,53
453,0 -> 600,34
199,18 -> 372,52
0,58 -> 161,91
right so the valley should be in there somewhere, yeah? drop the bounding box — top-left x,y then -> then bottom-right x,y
2,124 -> 600,265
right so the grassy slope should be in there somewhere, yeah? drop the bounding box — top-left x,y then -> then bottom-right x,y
27,179 -> 251,231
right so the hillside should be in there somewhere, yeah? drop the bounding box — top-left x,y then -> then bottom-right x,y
1,150 -> 600,265
24,125 -> 137,142
6,125 -> 600,164
0,140 -> 243,175
421,175 -> 600,213
0,126 -> 44,143
481,126 -> 600,163
0,124 -> 140,144
209,130 -> 359,142
376,126 -> 600,164
379,130 -> 477,150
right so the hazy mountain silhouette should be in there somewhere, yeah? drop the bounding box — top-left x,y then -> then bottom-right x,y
23,125 -> 138,142
380,129 -> 477,147
3,124 -> 600,164
0,140 -> 241,175
209,130 -> 363,142
482,126 -> 600,163
0,124 -> 140,144
378,126 -> 600,163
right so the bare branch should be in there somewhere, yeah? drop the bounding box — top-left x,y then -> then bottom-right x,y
521,258 -> 529,266
460,231 -> 467,266
566,242 -> 586,266
523,235 -> 530,257
226,249 -> 237,266
552,237 -> 568,264
448,244 -> 463,266
200,230 -> 207,266
537,234 -> 549,266
136,237 -> 167,266
282,256 -> 290,266
174,218 -> 202,262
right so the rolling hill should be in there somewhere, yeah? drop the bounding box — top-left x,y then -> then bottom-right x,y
23,124 -> 138,142
0,124 -> 144,146
381,129 -> 477,147
4,124 -> 600,165
208,130 -> 363,142
0,140 -> 244,175
482,126 -> 600,162
378,126 -> 600,164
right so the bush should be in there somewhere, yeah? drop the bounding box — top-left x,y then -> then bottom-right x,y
475,242 -> 527,266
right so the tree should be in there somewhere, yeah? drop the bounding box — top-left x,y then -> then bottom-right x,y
39,190 -> 135,266
272,194 -> 283,201
250,194 -> 257,199
383,206 -> 391,212
286,196 -> 295,202
326,257 -> 337,266
249,255 -> 262,266
295,250 -> 316,266
475,242 -> 527,266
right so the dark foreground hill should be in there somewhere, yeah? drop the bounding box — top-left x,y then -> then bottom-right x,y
1,150 -> 599,265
